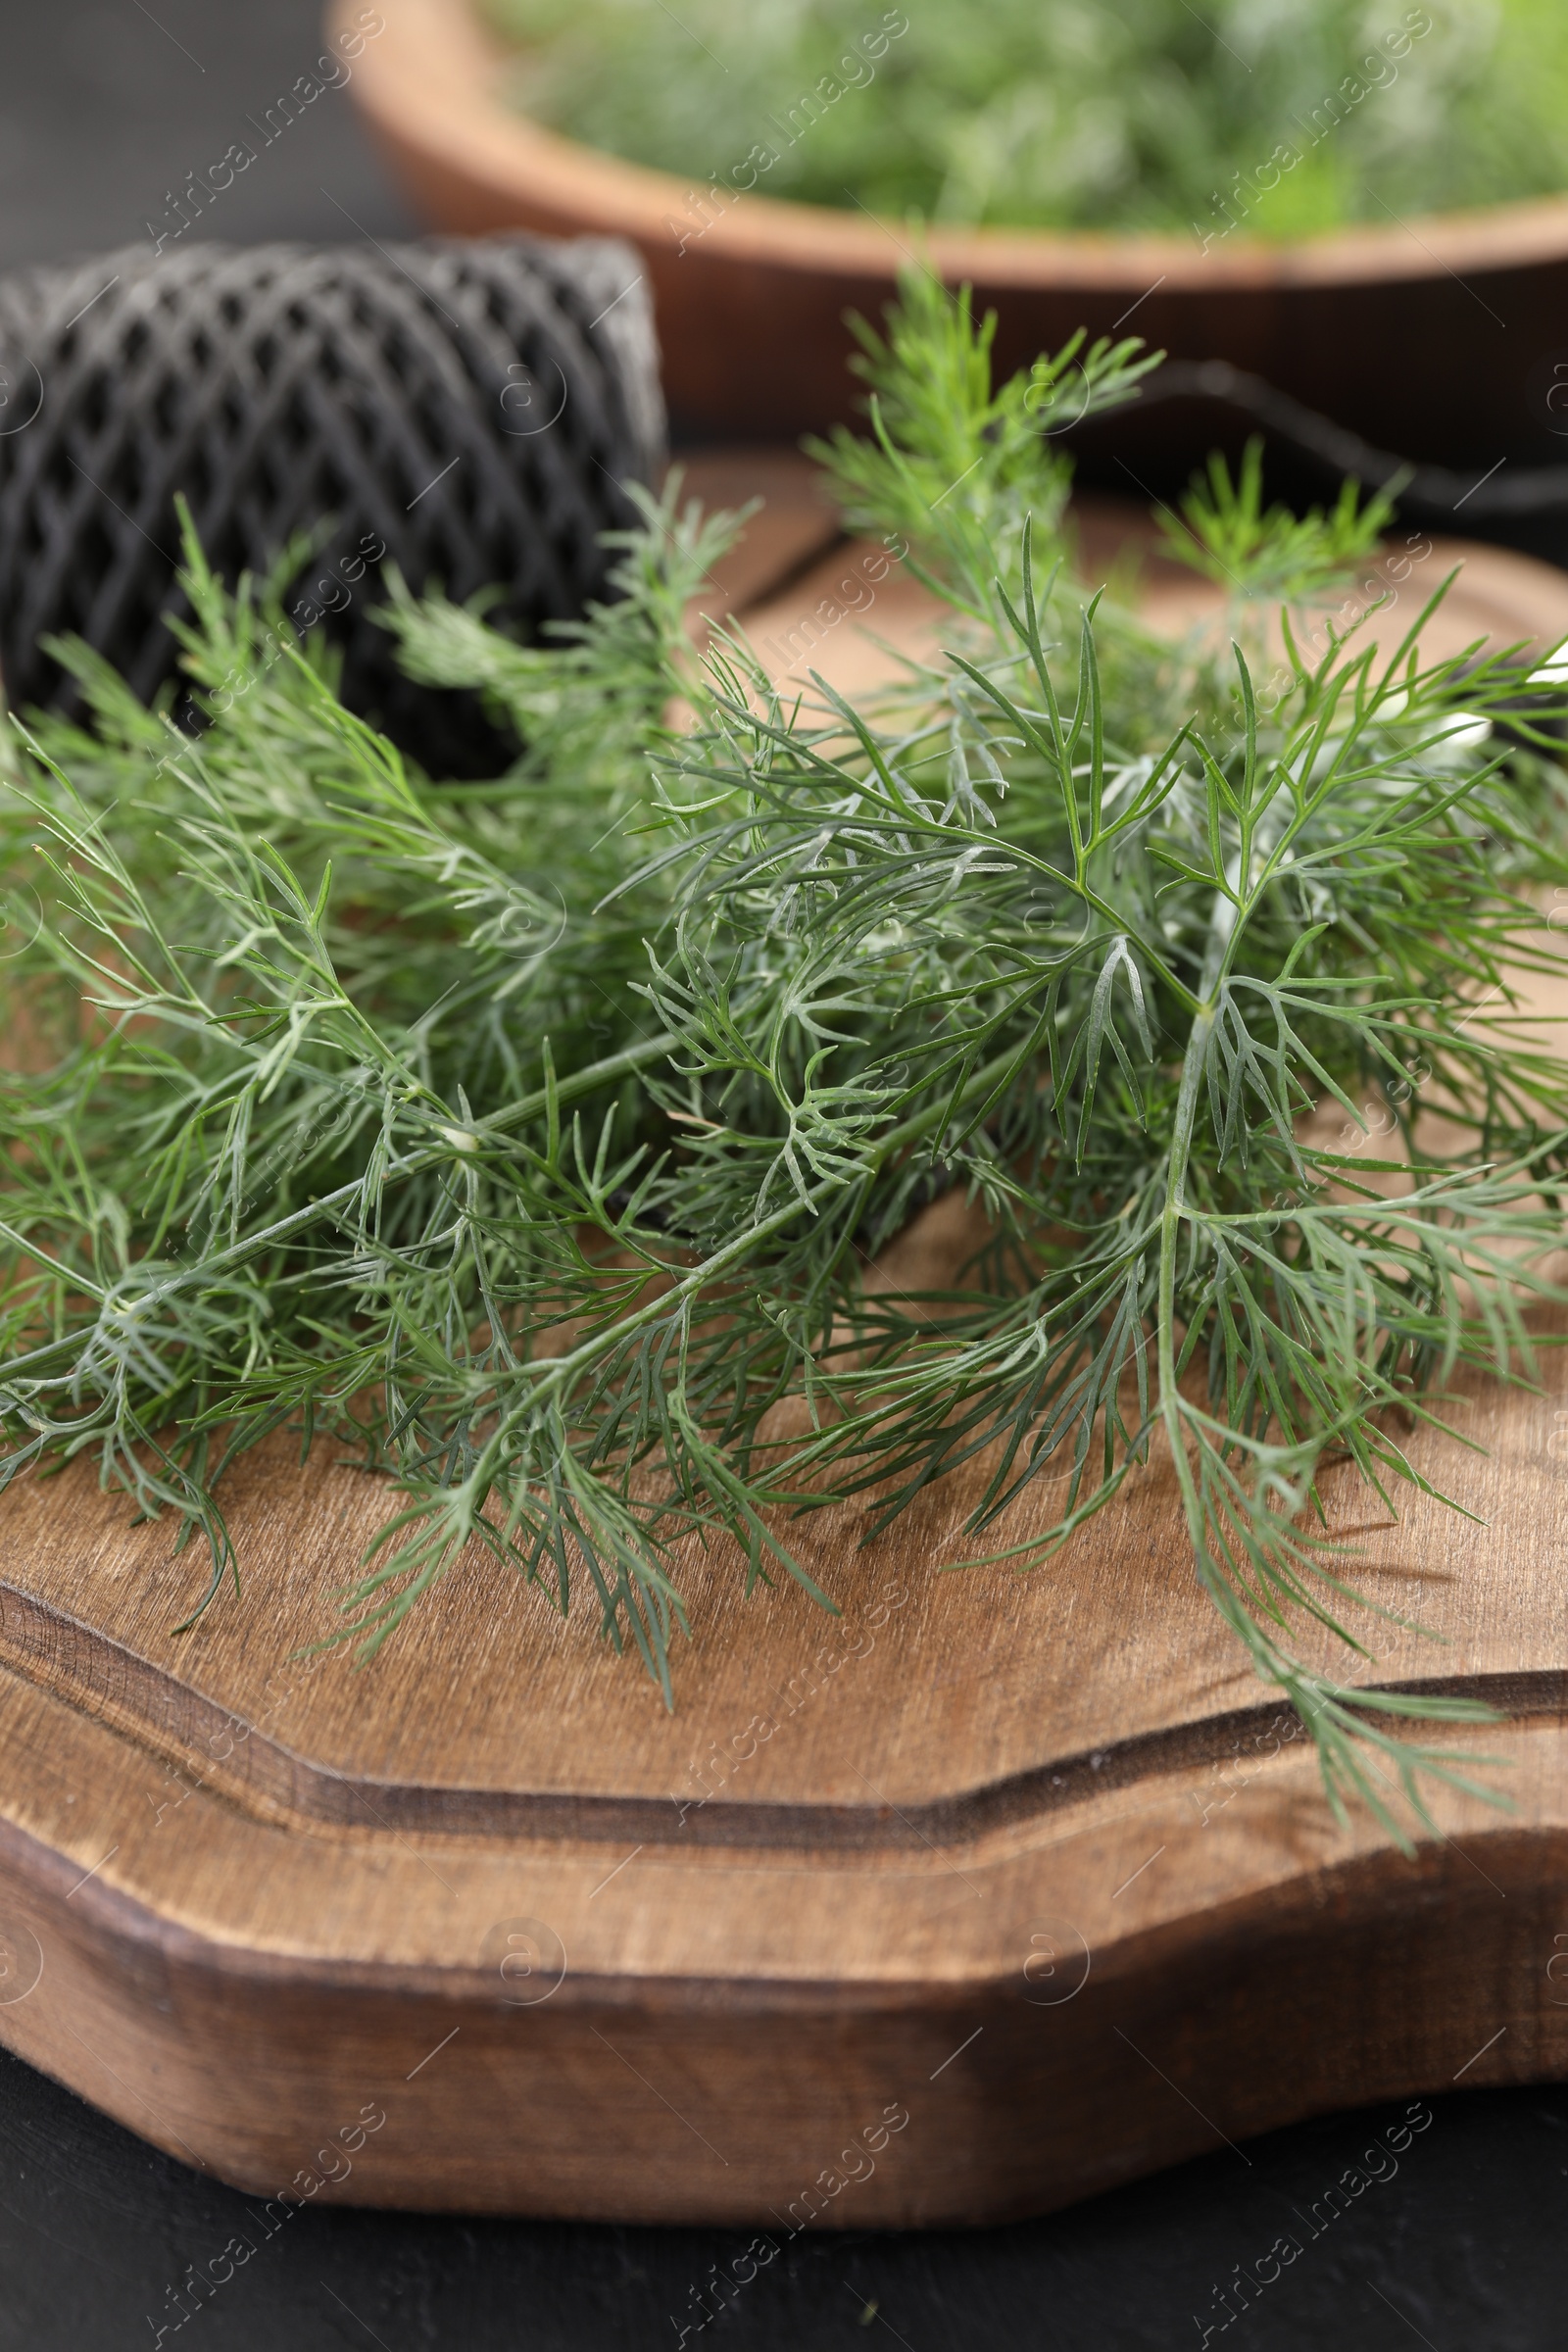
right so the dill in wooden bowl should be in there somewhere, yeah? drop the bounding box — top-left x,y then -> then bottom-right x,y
480,0 -> 1568,237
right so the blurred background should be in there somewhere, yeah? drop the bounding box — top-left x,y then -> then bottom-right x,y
0,3 -> 1565,2346
0,3 -> 418,265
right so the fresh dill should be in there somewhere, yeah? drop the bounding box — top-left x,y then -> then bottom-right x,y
3,267 -> 1567,1841
482,0 -> 1568,239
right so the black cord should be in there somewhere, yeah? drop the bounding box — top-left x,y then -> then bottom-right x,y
1068,359 -> 1568,564
0,235 -> 663,771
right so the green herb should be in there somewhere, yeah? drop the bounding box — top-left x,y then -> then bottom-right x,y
481,0 -> 1568,238
3,270 -> 1567,1842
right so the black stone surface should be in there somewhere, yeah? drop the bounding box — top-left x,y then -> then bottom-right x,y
1,2040 -> 1566,2351
0,4 -> 1563,2344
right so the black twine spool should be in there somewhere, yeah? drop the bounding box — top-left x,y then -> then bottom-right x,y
0,235 -> 664,771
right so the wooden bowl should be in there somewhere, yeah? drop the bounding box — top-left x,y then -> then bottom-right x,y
338,0 -> 1568,452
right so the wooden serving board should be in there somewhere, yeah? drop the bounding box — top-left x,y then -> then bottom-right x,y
1,466 -> 1567,2227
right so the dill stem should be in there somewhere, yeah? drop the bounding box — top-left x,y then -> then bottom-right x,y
1161,857 -> 1233,1437
1157,998 -> 1213,1546
475,1033 -> 674,1138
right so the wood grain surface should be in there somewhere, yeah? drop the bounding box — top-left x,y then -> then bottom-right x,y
0,462 -> 1565,2226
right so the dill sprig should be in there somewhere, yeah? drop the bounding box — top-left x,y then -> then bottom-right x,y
2,268 -> 1567,1839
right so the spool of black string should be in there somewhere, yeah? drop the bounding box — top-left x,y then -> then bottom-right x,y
0,234 -> 663,773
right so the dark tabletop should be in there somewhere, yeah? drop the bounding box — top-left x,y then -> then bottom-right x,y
0,4 -> 1564,2344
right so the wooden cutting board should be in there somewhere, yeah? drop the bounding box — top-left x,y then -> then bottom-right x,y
1,464 -> 1567,2230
